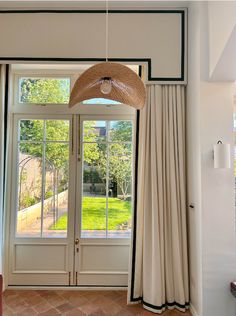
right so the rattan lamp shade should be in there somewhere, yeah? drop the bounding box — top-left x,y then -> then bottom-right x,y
69,62 -> 146,109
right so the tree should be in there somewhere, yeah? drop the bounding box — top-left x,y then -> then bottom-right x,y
109,143 -> 132,200
83,121 -> 106,185
83,121 -> 133,200
20,119 -> 69,170
20,76 -> 71,170
20,78 -> 70,104
19,119 -> 70,209
109,121 -> 132,142
108,121 -> 132,200
83,121 -> 100,165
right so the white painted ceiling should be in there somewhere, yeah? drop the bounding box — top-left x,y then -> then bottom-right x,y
0,0 -> 189,9
210,25 -> 236,82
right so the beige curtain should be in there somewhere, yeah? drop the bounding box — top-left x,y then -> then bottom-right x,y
128,85 -> 189,314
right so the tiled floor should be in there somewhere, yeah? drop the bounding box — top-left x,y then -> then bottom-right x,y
3,290 -> 192,316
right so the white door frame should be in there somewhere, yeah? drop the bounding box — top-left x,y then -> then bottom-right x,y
4,65 -> 138,288
74,114 -> 135,286
8,114 -> 76,286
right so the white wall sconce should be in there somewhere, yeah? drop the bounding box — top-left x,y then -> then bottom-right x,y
213,140 -> 231,169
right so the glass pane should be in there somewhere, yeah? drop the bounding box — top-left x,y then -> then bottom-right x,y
83,121 -> 106,142
81,143 -> 107,238
46,120 -> 69,141
83,98 -> 120,105
109,121 -> 133,142
107,197 -> 132,238
110,143 -> 132,160
19,119 -> 43,141
81,120 -> 133,239
19,77 -> 70,104
108,143 -> 132,238
16,143 -> 43,237
43,144 -> 69,237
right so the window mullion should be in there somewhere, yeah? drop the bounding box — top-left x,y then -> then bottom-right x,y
40,120 -> 46,237
105,121 -> 109,239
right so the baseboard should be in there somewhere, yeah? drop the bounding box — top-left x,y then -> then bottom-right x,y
190,303 -> 199,316
2,280 -> 6,292
6,285 -> 127,291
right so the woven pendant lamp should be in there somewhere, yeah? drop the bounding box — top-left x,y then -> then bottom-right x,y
69,62 -> 146,109
69,1 -> 146,109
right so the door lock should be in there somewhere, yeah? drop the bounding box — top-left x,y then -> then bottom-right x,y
75,238 -> 80,245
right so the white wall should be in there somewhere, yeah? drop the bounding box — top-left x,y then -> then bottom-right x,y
187,2 -> 236,315
200,3 -> 236,315
186,3 -> 202,316
200,81 -> 235,316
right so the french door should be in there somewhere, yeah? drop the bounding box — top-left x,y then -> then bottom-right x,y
8,114 -> 134,286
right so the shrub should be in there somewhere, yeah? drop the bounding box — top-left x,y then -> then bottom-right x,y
83,169 -> 103,183
20,195 -> 38,209
45,190 -> 53,199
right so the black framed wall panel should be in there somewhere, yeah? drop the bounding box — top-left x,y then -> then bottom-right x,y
0,10 -> 187,83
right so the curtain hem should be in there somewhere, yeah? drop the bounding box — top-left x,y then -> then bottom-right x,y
129,297 -> 190,314
143,301 -> 190,314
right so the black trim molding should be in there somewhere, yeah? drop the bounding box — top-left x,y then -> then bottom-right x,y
0,9 -> 185,14
3,64 -> 9,209
130,109 -> 140,302
0,9 -> 186,82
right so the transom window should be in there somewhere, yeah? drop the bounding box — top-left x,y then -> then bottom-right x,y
83,98 -> 120,105
19,77 -> 71,104
16,64 -> 139,106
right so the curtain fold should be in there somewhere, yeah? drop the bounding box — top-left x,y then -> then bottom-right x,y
128,85 -> 189,314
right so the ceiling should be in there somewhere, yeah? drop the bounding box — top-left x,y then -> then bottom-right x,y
0,0 -> 189,9
210,25 -> 236,82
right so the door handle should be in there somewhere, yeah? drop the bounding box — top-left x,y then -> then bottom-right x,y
75,238 -> 80,245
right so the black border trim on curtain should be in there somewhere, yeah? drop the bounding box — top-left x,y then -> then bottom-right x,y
0,9 -> 186,82
3,64 -> 9,210
143,300 -> 190,311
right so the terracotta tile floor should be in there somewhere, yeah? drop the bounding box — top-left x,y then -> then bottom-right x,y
3,290 -> 192,316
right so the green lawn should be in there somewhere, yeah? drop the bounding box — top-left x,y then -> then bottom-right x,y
50,197 -> 132,230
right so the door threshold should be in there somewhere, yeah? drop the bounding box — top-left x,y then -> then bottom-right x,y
6,285 -> 128,291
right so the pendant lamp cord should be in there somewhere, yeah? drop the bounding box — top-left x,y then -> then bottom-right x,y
106,0 -> 109,62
